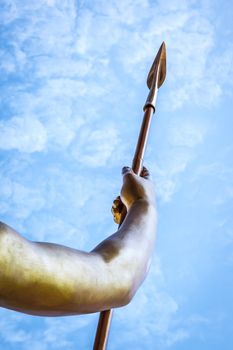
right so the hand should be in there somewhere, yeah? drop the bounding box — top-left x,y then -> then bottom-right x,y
111,166 -> 155,224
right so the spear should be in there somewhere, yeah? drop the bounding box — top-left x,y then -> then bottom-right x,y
93,42 -> 167,350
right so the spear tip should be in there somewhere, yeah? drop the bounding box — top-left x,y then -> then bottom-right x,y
147,41 -> 167,90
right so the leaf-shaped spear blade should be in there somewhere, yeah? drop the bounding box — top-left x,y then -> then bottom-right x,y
93,42 -> 167,350
147,41 -> 166,90
133,41 -> 166,175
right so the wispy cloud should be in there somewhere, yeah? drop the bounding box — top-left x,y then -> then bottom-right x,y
168,120 -> 205,148
149,118 -> 206,202
111,257 -> 209,349
71,123 -> 119,167
0,0 -> 232,349
0,312 -> 32,345
76,0 -> 233,109
0,173 -> 45,219
0,116 -> 47,152
0,309 -> 96,350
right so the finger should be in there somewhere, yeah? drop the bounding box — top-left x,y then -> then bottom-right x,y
112,196 -> 121,208
140,166 -> 150,179
112,202 -> 117,210
111,206 -> 117,215
122,166 -> 131,176
111,207 -> 121,224
113,213 -> 120,224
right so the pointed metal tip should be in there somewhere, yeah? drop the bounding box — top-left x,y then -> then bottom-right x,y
147,41 -> 167,90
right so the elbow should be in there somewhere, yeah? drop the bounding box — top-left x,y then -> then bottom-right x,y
117,262 -> 151,307
121,288 -> 136,307
116,285 -> 134,308
116,275 -> 141,307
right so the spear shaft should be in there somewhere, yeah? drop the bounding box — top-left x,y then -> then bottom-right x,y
93,42 -> 166,350
93,106 -> 154,350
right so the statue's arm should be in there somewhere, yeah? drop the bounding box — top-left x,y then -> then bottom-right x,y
0,168 -> 156,317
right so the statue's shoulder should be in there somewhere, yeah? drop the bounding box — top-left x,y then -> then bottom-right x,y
0,221 -> 20,237
0,221 -> 10,233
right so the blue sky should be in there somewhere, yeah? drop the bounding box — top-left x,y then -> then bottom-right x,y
0,0 -> 232,349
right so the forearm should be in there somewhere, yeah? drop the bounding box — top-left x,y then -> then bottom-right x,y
92,199 -> 157,298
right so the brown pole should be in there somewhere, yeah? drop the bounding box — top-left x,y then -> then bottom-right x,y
93,106 -> 154,350
119,106 -> 155,226
93,309 -> 113,350
132,107 -> 154,174
93,42 -> 166,350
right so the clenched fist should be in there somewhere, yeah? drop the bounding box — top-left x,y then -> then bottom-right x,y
112,166 -> 155,224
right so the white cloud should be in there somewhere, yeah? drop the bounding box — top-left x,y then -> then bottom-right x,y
151,145 -> 201,203
71,124 -> 119,167
164,329 -> 189,347
155,177 -> 177,203
0,116 -> 47,153
28,215 -> 87,249
0,1 -> 231,349
46,116 -> 76,148
79,0 -> 231,109
43,316 -> 90,342
0,175 -> 45,219
0,309 -> 95,350
35,57 -> 92,79
0,312 -> 31,344
112,260 -> 190,349
168,120 -> 205,147
148,117 -> 206,202
1,0 -> 232,118
43,0 -> 56,6
189,162 -> 233,206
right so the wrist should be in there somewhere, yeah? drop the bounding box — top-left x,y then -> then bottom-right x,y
130,197 -> 156,210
